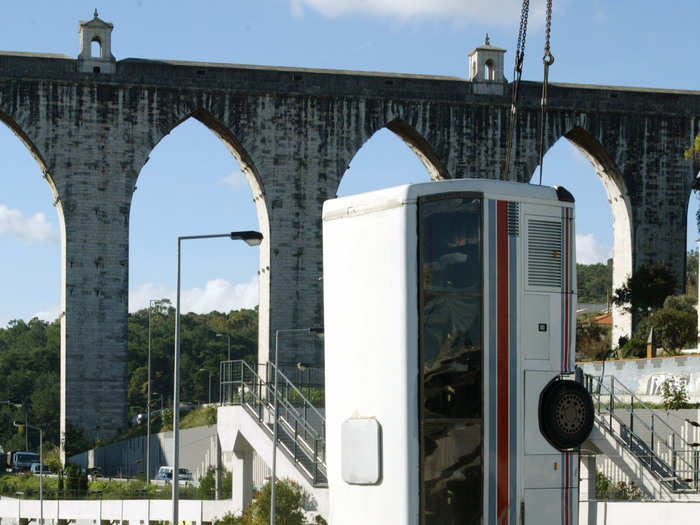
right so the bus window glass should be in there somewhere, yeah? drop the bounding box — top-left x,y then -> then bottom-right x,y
419,195 -> 483,524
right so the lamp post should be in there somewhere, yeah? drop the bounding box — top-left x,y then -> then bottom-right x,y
199,369 -> 212,405
216,333 -> 231,362
172,230 -> 262,525
146,298 -> 163,486
270,327 -> 323,525
14,421 -> 41,525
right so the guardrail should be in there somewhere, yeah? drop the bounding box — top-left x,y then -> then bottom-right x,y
220,360 -> 327,486
585,373 -> 700,492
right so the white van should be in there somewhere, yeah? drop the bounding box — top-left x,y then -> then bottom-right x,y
154,466 -> 194,483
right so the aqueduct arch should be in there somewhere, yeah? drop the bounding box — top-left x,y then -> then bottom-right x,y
0,17 -> 697,443
337,117 -> 446,197
132,109 -> 272,368
531,126 -> 634,346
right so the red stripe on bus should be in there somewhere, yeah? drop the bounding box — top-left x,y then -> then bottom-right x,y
564,209 -> 570,372
497,201 -> 509,522
565,452 -> 570,525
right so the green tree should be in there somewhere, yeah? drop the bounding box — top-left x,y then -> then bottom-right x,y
577,260 -> 613,303
213,478 -> 313,525
247,479 -> 308,525
0,307 -> 258,453
612,263 -> 677,317
127,366 -> 149,416
198,466 -> 233,499
621,295 -> 697,357
687,249 -> 698,299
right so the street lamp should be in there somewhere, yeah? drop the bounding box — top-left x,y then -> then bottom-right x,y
270,327 -> 323,525
216,333 -> 231,362
14,421 -> 42,525
199,368 -> 212,405
146,298 -> 165,486
172,230 -> 262,525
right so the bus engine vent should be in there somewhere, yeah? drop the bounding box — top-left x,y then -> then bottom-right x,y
507,202 -> 520,236
527,219 -> 562,287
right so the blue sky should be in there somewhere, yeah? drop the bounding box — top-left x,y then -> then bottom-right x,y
0,1 -> 698,326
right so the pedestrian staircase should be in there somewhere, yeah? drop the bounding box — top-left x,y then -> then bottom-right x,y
220,360 -> 327,487
584,373 -> 700,494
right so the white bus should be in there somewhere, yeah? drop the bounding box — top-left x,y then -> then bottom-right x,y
322,179 -> 593,525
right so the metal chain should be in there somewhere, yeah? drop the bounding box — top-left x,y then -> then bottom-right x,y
503,0 -> 530,180
538,0 -> 555,185
515,0 -> 530,73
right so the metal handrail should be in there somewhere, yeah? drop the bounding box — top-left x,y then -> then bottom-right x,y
220,360 -> 327,485
264,362 -> 325,428
586,373 -> 699,492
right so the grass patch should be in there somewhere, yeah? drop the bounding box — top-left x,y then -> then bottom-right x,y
104,406 -> 217,445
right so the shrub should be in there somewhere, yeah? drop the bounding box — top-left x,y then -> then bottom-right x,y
214,478 -> 313,525
661,379 -> 690,411
596,471 -> 642,500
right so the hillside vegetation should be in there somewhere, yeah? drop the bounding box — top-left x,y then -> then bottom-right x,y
0,305 -> 257,453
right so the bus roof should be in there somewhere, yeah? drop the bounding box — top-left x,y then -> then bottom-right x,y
323,179 -> 574,222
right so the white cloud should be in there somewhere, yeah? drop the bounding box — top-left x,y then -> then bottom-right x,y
34,304 -> 61,323
129,276 -> 258,314
576,233 -> 611,265
218,171 -> 246,190
0,204 -> 58,244
290,0 -> 540,24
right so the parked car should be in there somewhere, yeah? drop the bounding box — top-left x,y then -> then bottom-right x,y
30,462 -> 51,474
154,466 -> 194,483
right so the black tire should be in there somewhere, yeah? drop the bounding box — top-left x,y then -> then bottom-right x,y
539,379 -> 594,451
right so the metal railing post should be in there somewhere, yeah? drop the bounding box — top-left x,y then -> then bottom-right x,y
630,403 -> 634,434
694,450 -> 699,492
672,433 -> 677,490
314,439 -> 319,484
610,377 -> 614,429
294,420 -> 299,460
651,414 -> 655,452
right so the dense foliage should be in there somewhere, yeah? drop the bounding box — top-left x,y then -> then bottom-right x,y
0,318 -> 60,449
577,260 -> 612,303
0,305 -> 257,452
612,263 -> 677,316
126,301 -> 257,419
620,295 -> 697,357
215,478 -> 325,525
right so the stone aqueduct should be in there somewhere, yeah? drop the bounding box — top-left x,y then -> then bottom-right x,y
1,15 -> 699,443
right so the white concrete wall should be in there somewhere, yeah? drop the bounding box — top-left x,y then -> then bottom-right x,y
70,424 -> 228,480
579,501 -> 700,524
0,497 -> 233,523
217,405 -> 328,518
579,355 -> 700,403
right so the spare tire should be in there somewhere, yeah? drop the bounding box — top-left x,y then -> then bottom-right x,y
539,378 -> 594,451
